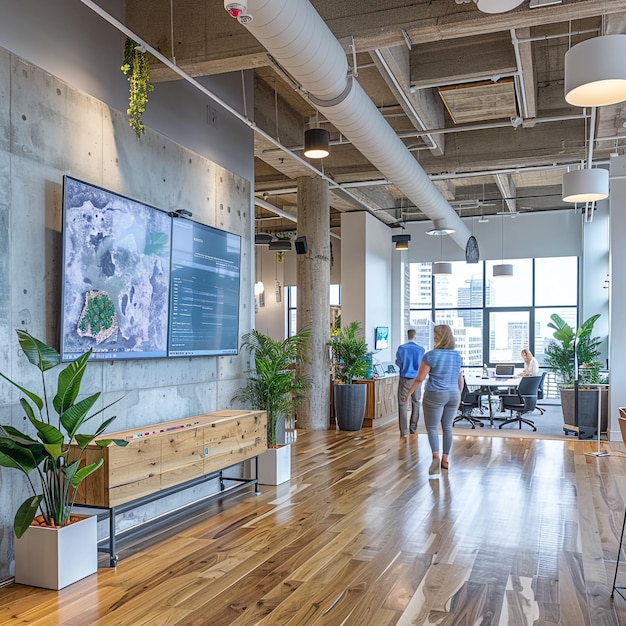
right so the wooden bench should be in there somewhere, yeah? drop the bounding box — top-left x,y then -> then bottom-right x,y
74,409 -> 267,565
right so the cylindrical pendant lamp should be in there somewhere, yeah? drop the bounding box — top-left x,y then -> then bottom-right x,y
565,35 -> 626,107
476,0 -> 523,13
562,168 -> 609,203
493,263 -> 514,277
432,262 -> 452,276
303,128 -> 330,159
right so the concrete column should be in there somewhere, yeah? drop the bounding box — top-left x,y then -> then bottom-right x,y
296,176 -> 330,430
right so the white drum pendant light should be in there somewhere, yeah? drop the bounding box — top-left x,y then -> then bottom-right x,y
476,0 -> 524,13
493,263 -> 514,277
493,214 -> 513,278
432,262 -> 452,276
565,35 -> 626,107
562,168 -> 609,203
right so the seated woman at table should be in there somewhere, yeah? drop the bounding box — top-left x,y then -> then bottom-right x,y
520,348 -> 539,377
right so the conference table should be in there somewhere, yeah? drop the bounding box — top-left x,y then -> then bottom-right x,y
465,374 -> 521,427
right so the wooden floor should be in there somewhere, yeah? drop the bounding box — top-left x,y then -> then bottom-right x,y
3,424 -> 626,625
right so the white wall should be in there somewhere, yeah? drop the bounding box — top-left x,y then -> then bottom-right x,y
609,155 -> 626,441
340,212 -> 394,361
405,209 -> 583,262
254,246 -> 288,339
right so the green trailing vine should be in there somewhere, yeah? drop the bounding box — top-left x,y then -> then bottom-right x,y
121,37 -> 154,138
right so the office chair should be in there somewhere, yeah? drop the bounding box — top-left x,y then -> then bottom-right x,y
454,379 -> 485,429
499,375 -> 543,431
535,371 -> 546,414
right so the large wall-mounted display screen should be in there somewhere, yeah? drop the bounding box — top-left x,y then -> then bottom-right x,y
169,219 -> 241,356
60,176 -> 241,361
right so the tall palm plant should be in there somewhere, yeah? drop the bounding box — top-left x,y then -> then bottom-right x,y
232,328 -> 311,447
544,313 -> 602,386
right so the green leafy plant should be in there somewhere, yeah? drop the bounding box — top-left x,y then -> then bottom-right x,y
544,313 -> 603,387
232,328 -> 311,447
121,37 -> 154,138
327,321 -> 369,384
0,330 -> 127,538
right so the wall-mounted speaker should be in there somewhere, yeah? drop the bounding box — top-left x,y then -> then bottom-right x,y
295,236 -> 308,255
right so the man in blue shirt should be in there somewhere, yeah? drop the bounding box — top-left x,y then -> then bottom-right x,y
395,329 -> 425,436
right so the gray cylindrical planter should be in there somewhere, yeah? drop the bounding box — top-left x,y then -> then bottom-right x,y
560,387 -> 608,438
334,383 -> 367,431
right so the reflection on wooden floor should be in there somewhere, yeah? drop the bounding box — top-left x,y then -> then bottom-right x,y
2,424 -> 626,625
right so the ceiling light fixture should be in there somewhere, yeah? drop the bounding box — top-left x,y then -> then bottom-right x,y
392,233 -> 411,250
493,264 -> 514,277
432,235 -> 452,275
254,232 -> 273,245
432,262 -> 452,276
565,35 -> 626,107
255,246 -> 264,295
562,167 -> 609,203
493,214 -> 513,278
268,238 -> 292,251
426,218 -> 456,236
303,128 -> 330,159
475,0 -> 524,13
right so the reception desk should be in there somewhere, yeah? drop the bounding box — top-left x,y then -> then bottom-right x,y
355,374 -> 399,427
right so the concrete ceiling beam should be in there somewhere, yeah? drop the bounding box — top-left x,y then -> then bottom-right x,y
371,46 -> 445,156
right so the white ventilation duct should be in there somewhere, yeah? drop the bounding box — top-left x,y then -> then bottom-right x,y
231,0 -> 471,250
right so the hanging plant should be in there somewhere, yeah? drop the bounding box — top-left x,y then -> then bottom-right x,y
121,38 -> 154,138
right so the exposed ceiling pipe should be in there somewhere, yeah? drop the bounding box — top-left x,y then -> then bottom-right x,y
232,0 -> 471,250
255,197 -> 297,221
255,197 -> 342,239
370,49 -> 438,151
267,112 -> 590,155
510,29 -> 529,119
259,159 -> 601,196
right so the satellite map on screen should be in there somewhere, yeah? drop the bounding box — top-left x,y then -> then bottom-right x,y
61,177 -> 171,360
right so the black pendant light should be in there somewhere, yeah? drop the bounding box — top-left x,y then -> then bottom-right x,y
304,128 -> 330,159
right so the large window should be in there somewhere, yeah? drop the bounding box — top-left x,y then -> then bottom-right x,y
409,257 -> 578,371
286,284 -> 341,337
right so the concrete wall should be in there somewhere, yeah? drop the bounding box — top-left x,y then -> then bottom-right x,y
0,46 -> 254,586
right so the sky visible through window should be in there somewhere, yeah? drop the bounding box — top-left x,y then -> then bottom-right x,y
409,257 -> 578,366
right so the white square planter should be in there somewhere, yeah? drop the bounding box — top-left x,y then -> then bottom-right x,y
14,514 -> 98,590
257,444 -> 291,485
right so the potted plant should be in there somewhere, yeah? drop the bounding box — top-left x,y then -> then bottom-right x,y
544,313 -> 608,437
327,321 -> 370,431
0,330 -> 127,589
232,328 -> 311,484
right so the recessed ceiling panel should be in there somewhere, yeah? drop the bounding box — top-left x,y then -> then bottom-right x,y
438,79 -> 517,124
